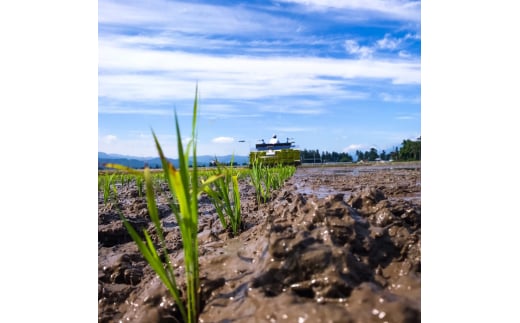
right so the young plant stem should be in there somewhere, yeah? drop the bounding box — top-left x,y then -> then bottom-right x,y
105,86 -> 221,323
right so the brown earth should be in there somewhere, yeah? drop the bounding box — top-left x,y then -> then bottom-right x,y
98,162 -> 421,323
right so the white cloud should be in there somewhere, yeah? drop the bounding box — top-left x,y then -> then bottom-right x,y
404,33 -> 421,40
398,50 -> 411,58
182,137 -> 193,145
212,136 -> 235,144
98,133 -> 172,157
259,106 -> 326,115
199,104 -> 239,113
380,92 -> 420,103
99,106 -> 173,115
377,34 -> 402,50
271,126 -> 315,132
344,33 -> 418,59
100,134 -> 117,144
344,40 -> 374,59
276,0 -> 420,22
343,144 -> 363,152
103,33 -> 243,53
98,41 -> 419,103
99,0 -> 296,36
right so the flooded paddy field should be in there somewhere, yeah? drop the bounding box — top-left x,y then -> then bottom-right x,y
98,162 -> 421,322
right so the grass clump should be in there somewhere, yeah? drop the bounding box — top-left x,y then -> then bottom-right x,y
249,159 -> 296,204
99,173 -> 118,203
202,159 -> 242,236
250,158 -> 268,204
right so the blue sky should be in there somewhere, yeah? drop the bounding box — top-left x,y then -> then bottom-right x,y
98,0 -> 421,158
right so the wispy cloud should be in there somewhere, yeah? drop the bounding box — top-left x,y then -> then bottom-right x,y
380,92 -> 420,103
100,134 -> 117,144
259,106 -> 326,115
98,131 -> 178,157
212,136 -> 235,144
396,115 -> 415,120
99,106 -> 173,115
99,0 -> 297,35
377,34 -> 402,50
271,126 -> 316,133
343,144 -> 363,152
197,104 -> 261,119
99,41 -> 420,103
345,33 -> 419,59
276,0 -> 420,22
345,40 -> 374,59
398,50 -> 412,58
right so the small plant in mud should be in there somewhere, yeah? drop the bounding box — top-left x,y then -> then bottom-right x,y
249,159 -> 296,204
105,87 -> 219,323
100,173 -> 118,204
202,158 -> 242,236
135,174 -> 144,197
250,158 -> 269,204
272,163 -> 296,189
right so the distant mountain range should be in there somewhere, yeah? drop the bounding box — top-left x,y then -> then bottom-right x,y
98,152 -> 250,169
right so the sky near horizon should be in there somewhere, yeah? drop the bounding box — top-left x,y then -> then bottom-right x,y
98,0 -> 421,158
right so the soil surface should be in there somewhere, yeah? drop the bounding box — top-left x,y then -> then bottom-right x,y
98,163 -> 421,323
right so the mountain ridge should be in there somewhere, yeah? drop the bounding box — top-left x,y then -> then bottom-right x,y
98,152 -> 250,169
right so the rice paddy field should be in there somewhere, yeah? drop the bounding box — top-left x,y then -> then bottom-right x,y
98,161 -> 421,323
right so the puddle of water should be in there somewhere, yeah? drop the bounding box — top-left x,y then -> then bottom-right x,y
292,165 -> 420,202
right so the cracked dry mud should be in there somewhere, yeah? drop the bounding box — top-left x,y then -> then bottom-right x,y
98,163 -> 421,323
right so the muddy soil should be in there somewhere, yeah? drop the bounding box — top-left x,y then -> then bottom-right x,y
98,163 -> 421,323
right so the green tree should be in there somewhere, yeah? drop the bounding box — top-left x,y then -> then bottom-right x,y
367,147 -> 379,161
355,150 -> 363,161
398,138 -> 421,161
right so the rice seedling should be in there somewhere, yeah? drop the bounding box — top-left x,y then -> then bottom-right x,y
230,174 -> 241,234
201,172 -> 228,231
110,165 -> 187,321
249,159 -> 296,204
202,158 -> 242,235
250,158 -> 270,204
111,177 -> 119,200
101,173 -> 117,204
124,174 -> 135,190
106,87 -> 220,323
270,163 -> 296,190
119,174 -> 128,188
136,174 -> 144,198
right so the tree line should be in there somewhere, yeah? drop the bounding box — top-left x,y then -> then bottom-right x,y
300,137 -> 421,163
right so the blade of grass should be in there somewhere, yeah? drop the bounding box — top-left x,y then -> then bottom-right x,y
119,214 -> 187,321
231,174 -> 241,235
149,86 -> 201,322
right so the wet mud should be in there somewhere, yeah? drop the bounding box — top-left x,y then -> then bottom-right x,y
98,163 -> 421,322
